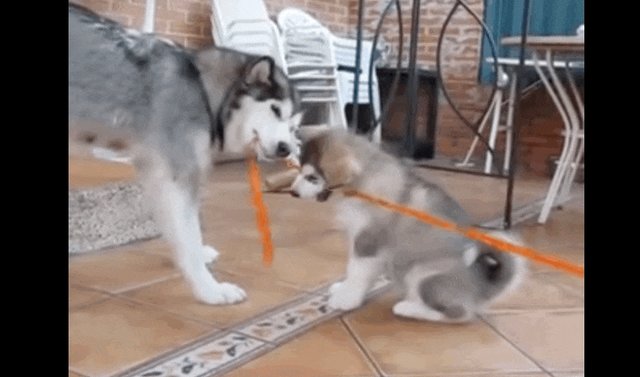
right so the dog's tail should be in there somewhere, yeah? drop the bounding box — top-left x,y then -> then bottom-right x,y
468,232 -> 527,305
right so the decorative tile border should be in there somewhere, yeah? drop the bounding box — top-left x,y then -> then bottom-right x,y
238,276 -> 391,344
118,277 -> 391,377
121,332 -> 271,377
115,196 -> 553,377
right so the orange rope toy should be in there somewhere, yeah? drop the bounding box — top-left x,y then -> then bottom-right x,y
278,160 -> 583,278
342,190 -> 584,278
246,156 -> 274,266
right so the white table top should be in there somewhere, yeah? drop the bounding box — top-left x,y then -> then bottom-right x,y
486,57 -> 584,69
501,35 -> 584,52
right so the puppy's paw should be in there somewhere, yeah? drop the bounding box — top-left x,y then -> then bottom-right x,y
193,277 -> 247,305
328,283 -> 364,311
392,300 -> 445,321
203,245 -> 220,264
329,281 -> 344,295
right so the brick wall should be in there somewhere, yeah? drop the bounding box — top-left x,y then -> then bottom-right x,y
344,0 -> 573,177
73,0 -> 350,47
73,0 -> 213,48
264,0 -> 350,36
71,0 -> 574,177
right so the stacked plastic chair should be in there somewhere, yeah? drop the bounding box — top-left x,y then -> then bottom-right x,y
277,8 -> 348,129
331,35 -> 382,142
210,0 -> 287,71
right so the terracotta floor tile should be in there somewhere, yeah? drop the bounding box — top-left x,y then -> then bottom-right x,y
69,156 -> 136,189
69,297 -> 214,377
489,270 -> 583,313
516,195 -> 584,271
68,371 -> 86,377
69,285 -> 110,309
387,373 -> 549,377
551,372 -> 583,377
486,311 -> 584,372
225,320 -> 377,377
121,271 -> 305,328
344,292 -> 540,375
212,247 -> 347,290
411,169 -> 550,222
69,241 -> 179,293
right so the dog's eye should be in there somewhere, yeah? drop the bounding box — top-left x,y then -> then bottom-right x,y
271,104 -> 281,118
305,174 -> 319,184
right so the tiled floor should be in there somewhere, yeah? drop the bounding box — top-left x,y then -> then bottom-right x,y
69,158 -> 583,377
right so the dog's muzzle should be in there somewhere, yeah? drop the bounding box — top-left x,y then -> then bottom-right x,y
276,142 -> 291,158
315,189 -> 332,202
288,188 -> 332,201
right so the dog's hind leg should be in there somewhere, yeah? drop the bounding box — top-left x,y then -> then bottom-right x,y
138,157 -> 246,305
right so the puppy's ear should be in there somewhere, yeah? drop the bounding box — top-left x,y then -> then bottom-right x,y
244,56 -> 274,86
324,153 -> 362,186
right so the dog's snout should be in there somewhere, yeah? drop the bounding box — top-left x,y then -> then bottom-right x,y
316,189 -> 332,202
290,190 -> 300,198
276,142 -> 291,157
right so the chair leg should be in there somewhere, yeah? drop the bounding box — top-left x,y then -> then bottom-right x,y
560,133 -> 584,199
503,71 -> 518,174
484,88 -> 503,174
456,95 -> 496,168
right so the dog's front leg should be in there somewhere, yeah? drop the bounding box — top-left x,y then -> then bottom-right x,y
328,230 -> 385,311
142,174 -> 246,305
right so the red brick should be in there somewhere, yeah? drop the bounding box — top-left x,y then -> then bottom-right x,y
155,7 -> 187,22
168,0 -> 202,12
168,21 -> 201,35
184,35 -> 213,49
154,19 -> 170,32
74,0 -> 112,13
186,11 -> 210,25
104,12 -> 133,26
111,0 -> 145,18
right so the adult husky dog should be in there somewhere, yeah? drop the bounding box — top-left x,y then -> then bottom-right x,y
290,130 -> 525,322
69,4 -> 302,304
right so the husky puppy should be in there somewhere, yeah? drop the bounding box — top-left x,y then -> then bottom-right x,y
290,130 -> 525,322
69,3 -> 302,304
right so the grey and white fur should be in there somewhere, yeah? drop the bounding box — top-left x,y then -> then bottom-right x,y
69,3 -> 302,305
290,130 -> 526,322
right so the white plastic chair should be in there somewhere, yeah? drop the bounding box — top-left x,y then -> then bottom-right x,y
210,0 -> 286,71
277,8 -> 348,129
332,35 -> 382,142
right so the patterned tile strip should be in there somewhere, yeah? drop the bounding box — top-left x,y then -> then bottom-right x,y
117,277 -> 390,377
118,331 -> 270,377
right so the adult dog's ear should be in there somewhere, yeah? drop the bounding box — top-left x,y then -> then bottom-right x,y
244,56 -> 275,86
289,112 -> 304,129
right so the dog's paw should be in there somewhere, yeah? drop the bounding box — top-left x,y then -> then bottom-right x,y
193,279 -> 247,305
328,282 -> 364,311
328,281 -> 344,295
203,245 -> 220,264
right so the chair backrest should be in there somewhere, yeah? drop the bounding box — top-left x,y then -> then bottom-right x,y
331,35 -> 376,75
211,0 -> 271,32
210,1 -> 287,72
277,7 -> 324,33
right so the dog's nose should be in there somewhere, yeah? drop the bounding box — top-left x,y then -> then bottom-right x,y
290,190 -> 300,198
276,142 -> 291,157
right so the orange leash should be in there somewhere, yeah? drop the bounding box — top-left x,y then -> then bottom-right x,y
342,189 -> 584,278
247,157 -> 274,266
